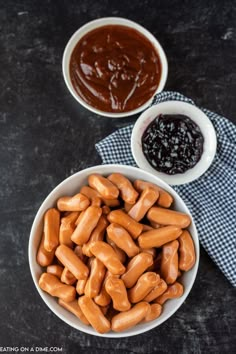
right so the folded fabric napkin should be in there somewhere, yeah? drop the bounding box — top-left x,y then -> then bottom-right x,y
96,91 -> 236,287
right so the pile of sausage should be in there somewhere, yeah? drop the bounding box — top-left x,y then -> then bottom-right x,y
37,173 -> 196,333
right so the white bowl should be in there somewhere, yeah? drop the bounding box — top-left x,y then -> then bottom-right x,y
62,17 -> 168,118
131,101 -> 217,185
28,164 -> 199,337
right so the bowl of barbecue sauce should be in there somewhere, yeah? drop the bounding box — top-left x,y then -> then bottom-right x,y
131,101 -> 217,185
62,17 -> 168,117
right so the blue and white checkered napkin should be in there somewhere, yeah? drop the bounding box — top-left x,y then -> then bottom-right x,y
95,91 -> 236,287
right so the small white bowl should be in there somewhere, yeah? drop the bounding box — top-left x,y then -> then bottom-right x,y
131,101 -> 217,185
29,164 -> 199,338
62,17 -> 168,118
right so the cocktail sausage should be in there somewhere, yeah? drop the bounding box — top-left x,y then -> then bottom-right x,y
90,241 -> 126,275
128,187 -> 159,222
155,282 -> 184,305
108,173 -> 139,204
88,174 -> 119,200
147,207 -> 191,228
55,244 -> 89,280
121,253 -> 153,288
79,296 -> 111,334
161,240 -> 179,284
128,272 -> 160,303
111,302 -> 150,332
107,223 -> 139,258
58,299 -> 89,325
138,226 -> 182,248
44,208 -> 60,252
71,206 -> 102,245
57,193 -> 90,212
105,277 -> 131,311
39,273 -> 76,302
107,210 -> 143,239
133,180 -> 173,208
179,230 -> 196,271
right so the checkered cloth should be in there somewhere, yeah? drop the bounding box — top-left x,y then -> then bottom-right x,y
96,91 -> 236,287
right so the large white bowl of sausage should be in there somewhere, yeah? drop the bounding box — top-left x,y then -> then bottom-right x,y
29,164 -> 199,337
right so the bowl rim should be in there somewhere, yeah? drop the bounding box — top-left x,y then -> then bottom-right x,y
28,164 -> 199,337
131,101 -> 217,185
62,17 -> 168,118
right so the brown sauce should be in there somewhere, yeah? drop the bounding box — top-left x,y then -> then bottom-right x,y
69,25 -> 162,113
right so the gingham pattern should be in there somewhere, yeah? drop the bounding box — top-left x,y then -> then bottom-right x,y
96,91 -> 236,287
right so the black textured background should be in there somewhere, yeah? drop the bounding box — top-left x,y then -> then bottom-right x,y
0,0 -> 235,353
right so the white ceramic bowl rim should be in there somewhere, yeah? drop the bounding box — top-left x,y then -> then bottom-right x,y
131,101 -> 217,185
29,164 -> 199,338
62,17 -> 168,118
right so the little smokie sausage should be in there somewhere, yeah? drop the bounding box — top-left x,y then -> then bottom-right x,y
107,210 -> 143,239
105,277 -> 131,311
106,237 -> 127,264
71,206 -> 102,245
91,196 -> 102,207
61,267 -> 77,285
37,233 -> 55,267
128,187 -> 159,222
43,208 -> 60,252
80,186 -> 120,208
82,215 -> 108,257
61,211 -> 79,226
107,223 -> 139,258
74,211 -> 84,226
74,245 -> 87,264
39,273 -> 76,302
60,211 -> 79,247
133,180 -> 173,208
128,272 -> 160,303
108,173 -> 139,204
138,226 -> 182,249
161,240 -> 179,284
155,282 -> 184,305
88,174 -> 119,200
80,185 -> 100,200
121,252 -> 153,288
94,271 -> 115,307
46,264 -> 64,279
178,230 -> 196,271
139,247 -> 156,258
57,193 -> 90,212
147,207 -> 191,228
55,244 -> 89,280
59,222 -> 74,249
111,302 -> 150,332
73,247 -> 88,293
90,241 -> 125,275
94,285 -> 111,307
58,299 -> 89,325
78,295 -> 111,334
142,303 -> 162,323
84,258 -> 106,298
143,279 -> 167,302
76,279 -> 87,295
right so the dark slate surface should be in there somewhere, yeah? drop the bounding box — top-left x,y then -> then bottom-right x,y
0,0 -> 235,353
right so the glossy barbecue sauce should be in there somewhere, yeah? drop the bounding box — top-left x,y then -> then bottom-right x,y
142,114 -> 204,174
69,25 -> 162,113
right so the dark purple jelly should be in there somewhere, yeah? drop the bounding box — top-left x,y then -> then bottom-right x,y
142,114 -> 204,175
